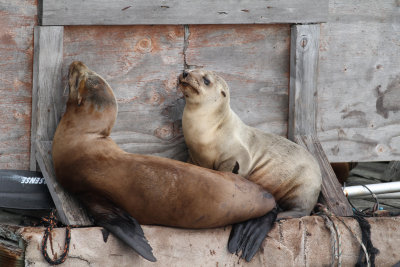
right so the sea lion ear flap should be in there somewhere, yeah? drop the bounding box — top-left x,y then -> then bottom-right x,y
77,73 -> 88,106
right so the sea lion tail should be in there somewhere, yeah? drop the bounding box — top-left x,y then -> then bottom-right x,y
80,195 -> 156,262
228,205 -> 278,262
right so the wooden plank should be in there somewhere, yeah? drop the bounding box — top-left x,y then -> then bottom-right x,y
288,24 -> 352,216
295,135 -> 353,216
0,239 -> 24,267
317,0 -> 400,162
19,217 -> 400,266
35,140 -> 91,226
0,1 -> 37,170
288,24 -> 319,140
63,26 -> 187,160
34,26 -> 64,143
349,162 -> 387,181
382,161 -> 400,182
30,27 -> 40,171
185,24 -> 290,136
41,0 -> 329,26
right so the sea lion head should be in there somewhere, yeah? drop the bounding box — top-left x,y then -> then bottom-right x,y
66,61 -> 118,136
68,61 -> 117,110
179,69 -> 230,107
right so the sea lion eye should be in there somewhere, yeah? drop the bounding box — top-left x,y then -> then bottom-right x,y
203,76 -> 210,86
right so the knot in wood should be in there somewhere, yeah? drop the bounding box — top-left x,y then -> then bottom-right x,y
300,37 -> 308,48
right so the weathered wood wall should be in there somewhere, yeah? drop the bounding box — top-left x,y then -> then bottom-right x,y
62,24 -> 289,161
63,26 -> 188,160
317,0 -> 400,162
1,0 -> 400,170
0,0 -> 36,169
41,0 -> 329,25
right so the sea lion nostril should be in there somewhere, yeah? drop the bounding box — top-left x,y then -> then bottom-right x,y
182,71 -> 188,78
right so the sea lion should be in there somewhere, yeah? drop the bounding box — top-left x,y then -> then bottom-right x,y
52,62 -> 276,262
331,162 -> 357,185
180,69 -> 322,218
179,69 -> 322,260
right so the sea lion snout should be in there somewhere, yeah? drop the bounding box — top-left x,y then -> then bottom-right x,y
68,61 -> 89,105
179,70 -> 201,96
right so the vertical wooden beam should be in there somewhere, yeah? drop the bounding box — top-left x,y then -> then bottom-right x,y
31,26 -> 64,170
30,27 -> 40,171
289,24 -> 353,216
288,24 -> 319,140
34,26 -> 64,142
32,26 -> 91,225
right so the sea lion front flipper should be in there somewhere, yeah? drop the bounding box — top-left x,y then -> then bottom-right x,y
228,206 -> 278,262
79,194 -> 156,262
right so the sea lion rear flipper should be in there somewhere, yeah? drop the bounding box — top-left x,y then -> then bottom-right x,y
80,195 -> 156,262
228,205 -> 278,262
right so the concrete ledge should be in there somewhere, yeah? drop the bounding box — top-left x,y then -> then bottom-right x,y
16,216 -> 400,266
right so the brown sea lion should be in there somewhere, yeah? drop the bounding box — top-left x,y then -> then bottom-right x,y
52,62 -> 276,262
179,69 -> 322,260
331,162 -> 357,185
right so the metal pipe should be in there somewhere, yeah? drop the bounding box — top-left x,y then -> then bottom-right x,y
352,192 -> 400,199
343,181 -> 400,198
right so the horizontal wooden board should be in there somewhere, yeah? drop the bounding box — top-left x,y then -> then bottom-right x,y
0,0 -> 37,169
63,26 -> 188,160
41,0 -> 328,26
185,24 -> 290,136
317,0 -> 400,162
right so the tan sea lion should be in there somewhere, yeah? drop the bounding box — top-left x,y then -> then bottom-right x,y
180,69 -> 322,218
52,62 -> 276,262
179,69 -> 322,260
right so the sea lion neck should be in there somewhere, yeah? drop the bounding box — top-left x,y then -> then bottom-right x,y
63,103 -> 117,137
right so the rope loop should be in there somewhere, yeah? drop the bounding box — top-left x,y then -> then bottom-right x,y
41,210 -> 73,265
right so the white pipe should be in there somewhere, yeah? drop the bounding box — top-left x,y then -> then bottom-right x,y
352,192 -> 400,199
343,181 -> 400,197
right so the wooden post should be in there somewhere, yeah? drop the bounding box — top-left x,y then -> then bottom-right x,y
31,26 -> 64,170
289,24 -> 353,216
32,26 -> 92,225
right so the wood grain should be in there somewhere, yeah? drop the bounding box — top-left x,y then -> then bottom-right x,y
0,0 -> 36,170
41,0 -> 328,26
295,135 -> 353,216
317,0 -> 400,162
288,24 -> 319,140
288,25 -> 352,216
35,140 -> 92,226
185,24 -> 290,136
63,26 -> 187,160
382,161 -> 400,182
30,27 -> 40,171
34,26 -> 64,143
